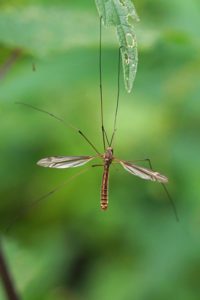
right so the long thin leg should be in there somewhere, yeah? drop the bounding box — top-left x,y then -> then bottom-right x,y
104,130 -> 110,147
16,102 -> 101,155
110,46 -> 121,147
4,167 -> 91,233
99,16 -> 106,150
114,157 -> 179,221
144,158 -> 179,222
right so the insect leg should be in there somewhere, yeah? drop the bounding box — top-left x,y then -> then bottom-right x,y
99,16 -> 110,150
16,102 -> 101,155
110,46 -> 121,147
144,158 -> 179,222
4,167 -> 91,233
92,164 -> 104,167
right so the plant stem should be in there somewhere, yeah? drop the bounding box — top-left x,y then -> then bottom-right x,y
0,240 -> 20,300
0,49 -> 22,80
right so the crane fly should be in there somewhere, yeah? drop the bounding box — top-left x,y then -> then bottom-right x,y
16,17 -> 178,221
37,150 -> 168,211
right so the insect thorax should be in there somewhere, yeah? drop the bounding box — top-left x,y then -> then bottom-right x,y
104,147 -> 113,164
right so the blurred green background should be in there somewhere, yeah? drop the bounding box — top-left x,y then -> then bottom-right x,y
0,0 -> 200,299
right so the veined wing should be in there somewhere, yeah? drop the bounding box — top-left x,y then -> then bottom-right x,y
119,160 -> 168,183
37,156 -> 94,169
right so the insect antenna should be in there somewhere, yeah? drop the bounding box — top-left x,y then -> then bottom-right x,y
145,158 -> 179,222
99,16 -> 109,150
16,102 -> 101,155
4,167 -> 90,233
109,46 -> 122,147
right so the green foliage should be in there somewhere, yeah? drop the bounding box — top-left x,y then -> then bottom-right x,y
0,5 -> 101,56
95,0 -> 139,92
0,0 -> 200,300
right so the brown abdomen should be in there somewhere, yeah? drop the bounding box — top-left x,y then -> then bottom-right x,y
101,165 -> 110,210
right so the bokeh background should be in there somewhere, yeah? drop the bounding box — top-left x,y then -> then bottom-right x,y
0,0 -> 200,299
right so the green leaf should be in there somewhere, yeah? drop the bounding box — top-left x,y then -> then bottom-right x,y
0,5 -> 116,57
95,0 -> 139,93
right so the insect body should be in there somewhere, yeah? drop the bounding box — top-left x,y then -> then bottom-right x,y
17,18 -> 178,220
35,18 -> 168,211
101,147 -> 113,210
37,146 -> 167,211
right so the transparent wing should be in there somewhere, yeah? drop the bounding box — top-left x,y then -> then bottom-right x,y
37,156 -> 94,169
119,161 -> 168,183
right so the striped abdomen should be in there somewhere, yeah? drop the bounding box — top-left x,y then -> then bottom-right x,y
101,165 -> 110,210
